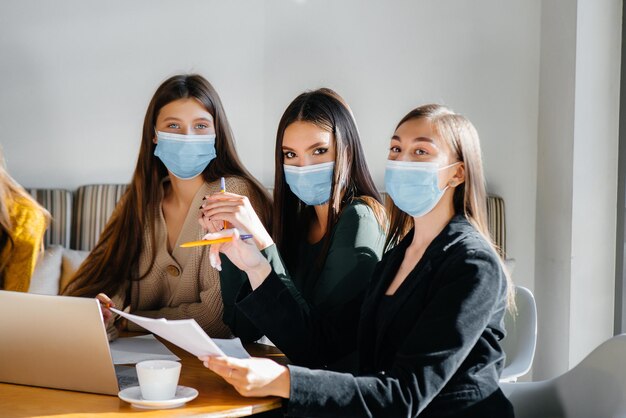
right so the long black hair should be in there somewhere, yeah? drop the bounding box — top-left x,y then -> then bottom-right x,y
272,88 -> 386,272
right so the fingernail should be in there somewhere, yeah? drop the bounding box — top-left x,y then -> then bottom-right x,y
202,197 -> 206,200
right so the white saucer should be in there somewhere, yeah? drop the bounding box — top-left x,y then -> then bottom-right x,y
118,385 -> 199,409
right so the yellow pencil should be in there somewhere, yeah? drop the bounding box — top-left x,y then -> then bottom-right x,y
180,234 -> 253,248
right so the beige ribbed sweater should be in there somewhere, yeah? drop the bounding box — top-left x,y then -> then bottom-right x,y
123,176 -> 254,338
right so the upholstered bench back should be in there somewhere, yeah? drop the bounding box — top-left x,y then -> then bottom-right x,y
28,185 -> 507,256
28,188 -> 73,248
72,184 -> 129,251
487,195 -> 506,257
28,185 -> 128,251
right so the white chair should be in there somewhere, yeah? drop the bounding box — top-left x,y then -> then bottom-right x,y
500,285 -> 537,382
501,334 -> 626,418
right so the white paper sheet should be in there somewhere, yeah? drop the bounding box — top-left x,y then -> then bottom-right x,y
110,308 -> 250,359
109,334 -> 180,365
212,338 -> 251,359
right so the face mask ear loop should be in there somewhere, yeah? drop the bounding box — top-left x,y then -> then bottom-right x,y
439,161 -> 462,190
433,161 -> 460,194
439,161 -> 461,171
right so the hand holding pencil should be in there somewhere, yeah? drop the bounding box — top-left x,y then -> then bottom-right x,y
198,177 -> 274,251
201,227 -> 271,290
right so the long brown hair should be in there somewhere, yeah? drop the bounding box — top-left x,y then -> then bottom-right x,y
273,88 -> 386,273
384,104 -> 515,309
0,148 -> 49,286
64,74 -> 272,298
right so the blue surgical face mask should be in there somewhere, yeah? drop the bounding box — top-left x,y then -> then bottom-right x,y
385,160 -> 459,217
154,131 -> 217,180
284,161 -> 335,206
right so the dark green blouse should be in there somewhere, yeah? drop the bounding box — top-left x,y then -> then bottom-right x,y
219,200 -> 385,372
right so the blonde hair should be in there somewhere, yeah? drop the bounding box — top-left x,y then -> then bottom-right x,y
0,148 -> 50,280
385,104 -> 515,311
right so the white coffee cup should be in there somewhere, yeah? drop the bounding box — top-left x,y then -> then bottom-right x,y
136,360 -> 182,400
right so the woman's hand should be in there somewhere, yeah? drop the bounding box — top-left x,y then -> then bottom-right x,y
204,228 -> 271,289
96,293 -> 127,333
199,192 -> 273,250
199,355 -> 291,399
96,293 -> 115,325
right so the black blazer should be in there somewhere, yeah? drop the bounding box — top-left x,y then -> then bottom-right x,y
237,215 -> 513,417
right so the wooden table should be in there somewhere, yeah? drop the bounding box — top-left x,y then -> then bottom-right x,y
0,338 -> 287,418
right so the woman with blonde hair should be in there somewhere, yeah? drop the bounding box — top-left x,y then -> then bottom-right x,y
64,74 -> 272,340
199,104 -> 515,417
0,148 -> 49,292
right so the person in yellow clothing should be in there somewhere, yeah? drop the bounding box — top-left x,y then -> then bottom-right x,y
0,149 -> 48,292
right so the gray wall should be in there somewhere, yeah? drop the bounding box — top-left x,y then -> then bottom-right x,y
534,0 -> 622,379
0,0 -> 540,292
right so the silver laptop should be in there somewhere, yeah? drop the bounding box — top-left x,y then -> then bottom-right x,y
0,290 -> 137,395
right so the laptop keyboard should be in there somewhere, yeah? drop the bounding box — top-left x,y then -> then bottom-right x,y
114,365 -> 139,390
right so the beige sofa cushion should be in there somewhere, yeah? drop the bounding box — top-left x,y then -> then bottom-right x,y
28,245 -> 89,295
59,248 -> 90,292
29,245 -> 63,295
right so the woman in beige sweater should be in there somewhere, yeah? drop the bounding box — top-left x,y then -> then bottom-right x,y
64,74 -> 272,339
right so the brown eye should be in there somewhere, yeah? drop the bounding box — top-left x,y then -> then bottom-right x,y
284,151 -> 296,159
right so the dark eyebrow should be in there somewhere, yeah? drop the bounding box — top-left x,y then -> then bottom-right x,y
391,135 -> 435,144
306,141 -> 329,151
282,141 -> 329,152
162,117 -> 182,122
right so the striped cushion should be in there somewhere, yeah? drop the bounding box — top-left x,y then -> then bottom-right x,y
71,184 -> 129,251
379,192 -> 506,255
40,184 -> 506,256
27,188 -> 72,248
486,195 -> 506,257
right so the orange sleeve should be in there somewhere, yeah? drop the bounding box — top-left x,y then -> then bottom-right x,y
2,197 -> 47,292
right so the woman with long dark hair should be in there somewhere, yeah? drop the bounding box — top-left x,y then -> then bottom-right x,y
200,88 -> 386,372
200,104 -> 515,417
64,74 -> 272,340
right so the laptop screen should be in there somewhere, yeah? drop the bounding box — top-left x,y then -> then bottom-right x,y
0,290 -> 121,395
